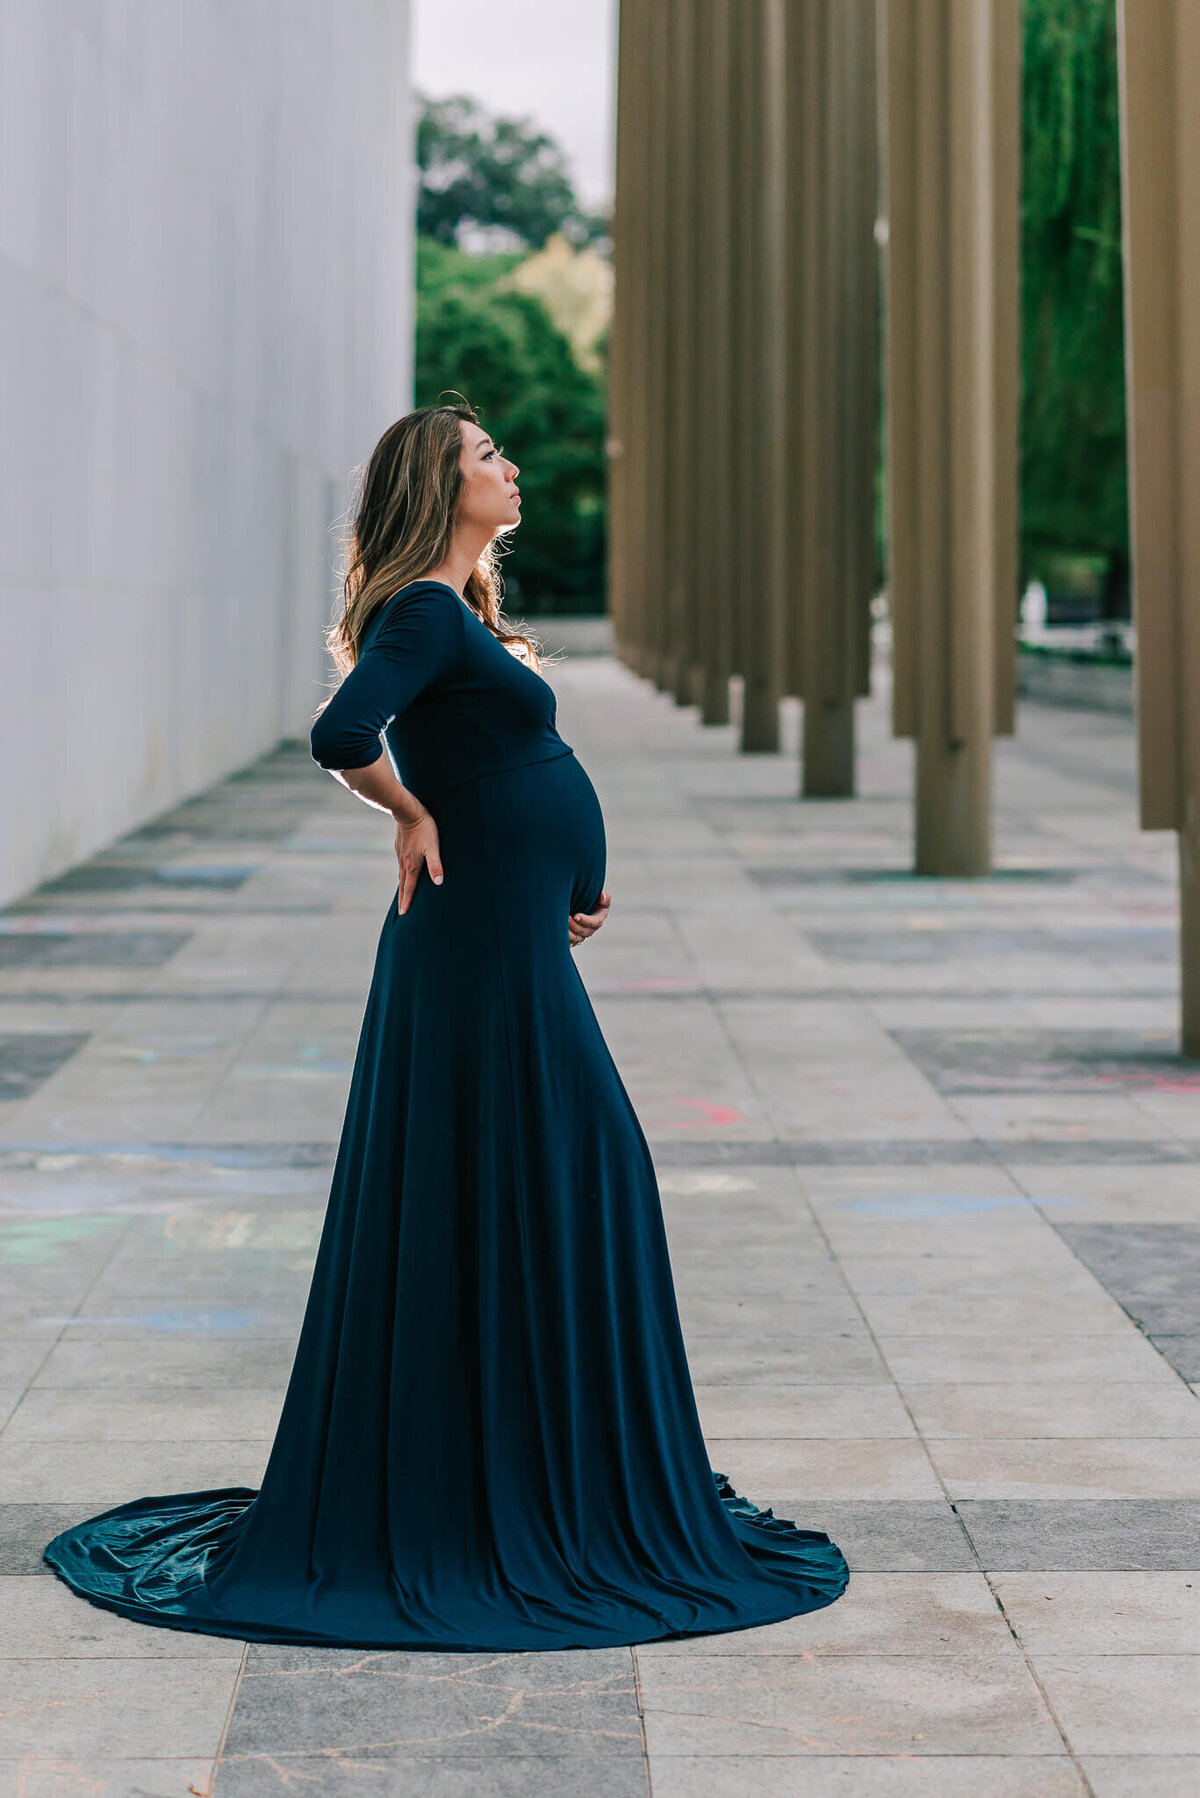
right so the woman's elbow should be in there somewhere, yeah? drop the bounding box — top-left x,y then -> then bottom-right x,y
310,711 -> 354,771
310,712 -> 384,774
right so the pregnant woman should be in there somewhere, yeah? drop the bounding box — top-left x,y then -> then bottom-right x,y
46,404 -> 848,1648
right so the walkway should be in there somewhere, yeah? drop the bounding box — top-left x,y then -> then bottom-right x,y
1,655 -> 1197,1797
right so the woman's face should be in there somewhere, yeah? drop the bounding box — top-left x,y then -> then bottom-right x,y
457,421 -> 521,536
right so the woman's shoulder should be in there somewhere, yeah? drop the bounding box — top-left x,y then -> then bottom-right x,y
359,578 -> 467,665
365,580 -> 464,646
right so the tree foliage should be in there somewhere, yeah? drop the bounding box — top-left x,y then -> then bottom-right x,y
417,96 -> 605,251
1020,0 -> 1129,608
415,238 -> 607,613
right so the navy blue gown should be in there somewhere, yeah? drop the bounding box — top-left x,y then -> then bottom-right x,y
45,580 -> 848,1649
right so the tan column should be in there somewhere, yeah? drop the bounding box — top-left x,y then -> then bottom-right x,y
783,0 -> 878,797
663,0 -> 699,704
1117,0 -> 1200,1052
880,0 -> 1019,875
609,0 -> 650,674
733,0 -> 784,753
693,0 -> 735,725
607,0 -> 636,664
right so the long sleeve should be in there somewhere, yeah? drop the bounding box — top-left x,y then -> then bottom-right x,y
310,587 -> 464,772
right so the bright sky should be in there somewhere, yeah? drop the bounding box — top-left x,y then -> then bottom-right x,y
413,0 -> 618,211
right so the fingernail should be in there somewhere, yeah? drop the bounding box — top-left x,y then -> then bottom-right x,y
433,875 -> 443,886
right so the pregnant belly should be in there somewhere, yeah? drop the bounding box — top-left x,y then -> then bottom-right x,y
425,751 -> 607,929
506,751 -> 607,917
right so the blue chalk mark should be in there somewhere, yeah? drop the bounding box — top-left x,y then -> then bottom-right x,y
844,1194 -> 1029,1219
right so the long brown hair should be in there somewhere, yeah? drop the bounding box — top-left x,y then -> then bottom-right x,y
327,403 -> 538,677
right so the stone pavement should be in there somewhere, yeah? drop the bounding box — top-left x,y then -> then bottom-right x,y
1,653 -> 1198,1797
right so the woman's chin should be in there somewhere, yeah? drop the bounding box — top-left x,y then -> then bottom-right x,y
494,518 -> 521,538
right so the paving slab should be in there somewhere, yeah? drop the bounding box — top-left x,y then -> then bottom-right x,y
1035,1655 -> 1200,1755
992,1571 -> 1200,1653
648,1760 -> 1086,1798
1081,1757 -> 1200,1798
957,1500 -> 1200,1571
9,1761 -> 216,1798
635,1652 -> 1062,1756
0,669 -> 1195,1792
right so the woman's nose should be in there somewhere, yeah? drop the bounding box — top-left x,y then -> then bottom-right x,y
506,460 -> 519,479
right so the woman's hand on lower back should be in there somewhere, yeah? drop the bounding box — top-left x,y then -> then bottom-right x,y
569,891 -> 610,948
394,807 -> 443,915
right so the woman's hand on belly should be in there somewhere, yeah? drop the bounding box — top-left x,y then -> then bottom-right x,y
569,890 -> 610,948
394,805 -> 444,915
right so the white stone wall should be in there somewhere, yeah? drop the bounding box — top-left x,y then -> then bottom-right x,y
0,1 -> 414,903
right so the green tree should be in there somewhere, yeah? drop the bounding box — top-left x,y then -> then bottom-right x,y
415,239 -> 607,612
1020,0 -> 1129,612
417,96 -> 605,250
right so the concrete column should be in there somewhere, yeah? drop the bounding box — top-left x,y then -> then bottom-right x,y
783,0 -> 879,797
1117,0 -> 1200,1053
734,0 -> 785,753
693,0 -> 735,725
880,0 -> 1020,874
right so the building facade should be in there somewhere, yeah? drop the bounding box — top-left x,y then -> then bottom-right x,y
0,1 -> 415,904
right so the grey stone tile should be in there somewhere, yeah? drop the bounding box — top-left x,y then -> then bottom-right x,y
0,1337 -> 55,1388
857,1290 -> 1131,1337
753,1500 -> 977,1571
695,1384 -> 917,1439
0,1033 -> 90,1099
893,1028 -> 1194,1096
224,1647 -> 644,1760
636,1654 -> 1062,1755
1081,1757 -> 1200,1798
31,1335 -> 299,1390
930,1437 -> 1200,1500
0,1440 -> 265,1504
40,864 -> 254,895
994,1572 -> 1200,1653
811,927 -> 1070,966
1035,1655 -> 1200,1755
676,1294 -> 866,1336
901,1381 -> 1200,1439
0,1505 -> 95,1574
5,1388 -> 281,1441
13,1761 -> 215,1798
0,1658 -> 239,1757
655,1137 -> 1200,1166
957,1499 -> 1200,1570
877,1333 -> 1181,1386
647,1757 -> 1085,1797
0,934 -> 189,969
708,1438 -> 943,1499
1054,1227 -> 1200,1382
217,1754 -> 648,1797
682,1335 -> 891,1385
1152,1336 -> 1200,1380
636,1572 -> 1014,1658
0,1575 -> 243,1658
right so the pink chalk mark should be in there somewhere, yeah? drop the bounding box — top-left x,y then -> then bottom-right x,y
663,1096 -> 746,1128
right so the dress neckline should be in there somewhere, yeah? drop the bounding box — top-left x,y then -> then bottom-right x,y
402,578 -> 469,606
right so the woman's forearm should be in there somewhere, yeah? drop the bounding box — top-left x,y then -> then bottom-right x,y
327,753 -> 427,824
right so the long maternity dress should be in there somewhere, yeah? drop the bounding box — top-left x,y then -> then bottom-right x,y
45,579 -> 849,1649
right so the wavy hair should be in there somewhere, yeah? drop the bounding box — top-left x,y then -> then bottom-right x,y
327,403 -> 538,677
